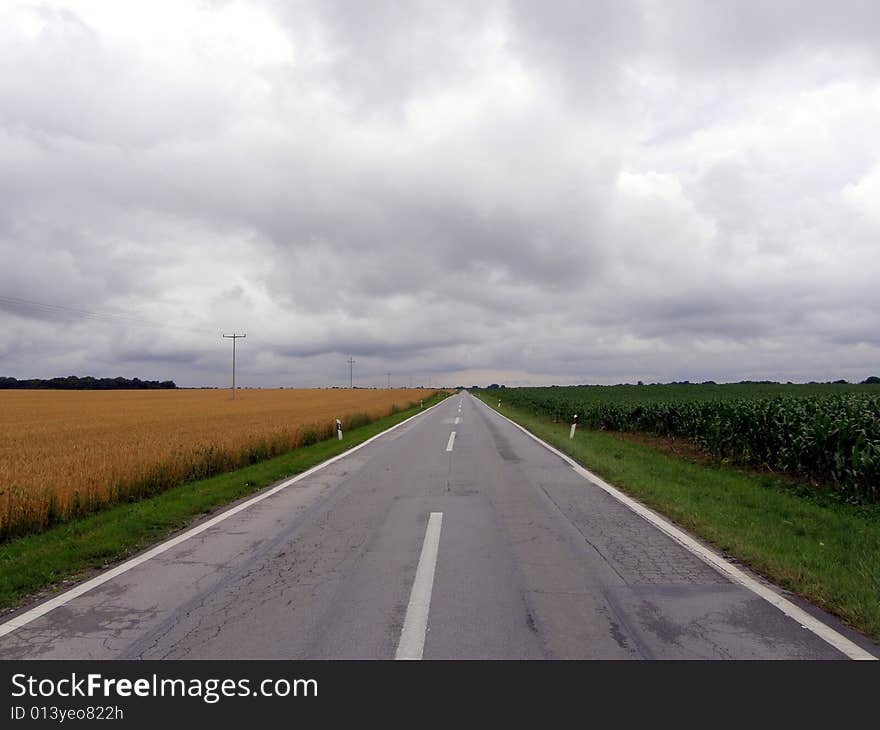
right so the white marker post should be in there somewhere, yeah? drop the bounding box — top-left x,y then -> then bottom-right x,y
569,414 -> 578,440
498,400 -> 501,408
336,418 -> 343,440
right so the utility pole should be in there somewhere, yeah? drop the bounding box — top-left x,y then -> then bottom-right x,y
347,356 -> 355,389
386,371 -> 391,389
222,333 -> 246,399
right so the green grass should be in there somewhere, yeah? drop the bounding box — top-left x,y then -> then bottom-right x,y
475,393 -> 880,644
0,393 -> 448,614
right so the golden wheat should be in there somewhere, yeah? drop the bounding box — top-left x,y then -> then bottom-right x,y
0,388 -> 436,538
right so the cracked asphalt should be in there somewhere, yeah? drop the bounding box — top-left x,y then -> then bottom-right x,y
0,392 -> 869,659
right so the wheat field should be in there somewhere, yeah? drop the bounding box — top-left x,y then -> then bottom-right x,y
0,388 -> 436,539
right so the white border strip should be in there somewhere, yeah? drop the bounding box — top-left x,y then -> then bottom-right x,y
0,395 -> 451,640
472,395 -> 877,661
395,512 -> 444,660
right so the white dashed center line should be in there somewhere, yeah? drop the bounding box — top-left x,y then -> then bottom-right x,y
395,512 -> 444,660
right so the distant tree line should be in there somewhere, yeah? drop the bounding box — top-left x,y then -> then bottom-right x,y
0,376 -> 177,390
478,377 -> 880,389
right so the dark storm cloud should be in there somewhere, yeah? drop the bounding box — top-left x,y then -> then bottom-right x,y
0,1 -> 878,387
117,346 -> 205,365
271,0 -> 499,109
647,1 -> 880,70
505,1 -> 880,79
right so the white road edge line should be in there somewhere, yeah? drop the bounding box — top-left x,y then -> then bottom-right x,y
446,431 -> 456,452
472,395 -> 877,661
395,512 -> 443,660
0,396 -> 452,640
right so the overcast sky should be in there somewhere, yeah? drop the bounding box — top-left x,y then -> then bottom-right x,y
1,0 -> 878,388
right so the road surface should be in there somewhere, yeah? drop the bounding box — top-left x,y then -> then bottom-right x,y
0,392 -> 875,659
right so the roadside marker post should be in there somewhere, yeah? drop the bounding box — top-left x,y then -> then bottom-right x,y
336,418 -> 343,440
570,414 -> 578,440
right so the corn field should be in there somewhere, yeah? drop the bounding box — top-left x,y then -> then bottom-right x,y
484,384 -> 880,500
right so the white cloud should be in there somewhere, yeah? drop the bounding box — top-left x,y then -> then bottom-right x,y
843,164 -> 880,228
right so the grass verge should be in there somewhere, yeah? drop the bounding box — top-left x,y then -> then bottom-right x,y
475,394 -> 880,643
0,393 -> 448,615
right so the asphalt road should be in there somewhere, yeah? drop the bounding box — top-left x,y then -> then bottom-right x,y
0,392 -> 874,660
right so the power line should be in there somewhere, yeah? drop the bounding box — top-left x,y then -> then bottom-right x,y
0,294 -> 218,336
1,296 -> 430,390
0,296 -> 324,356
222,333 -> 246,399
